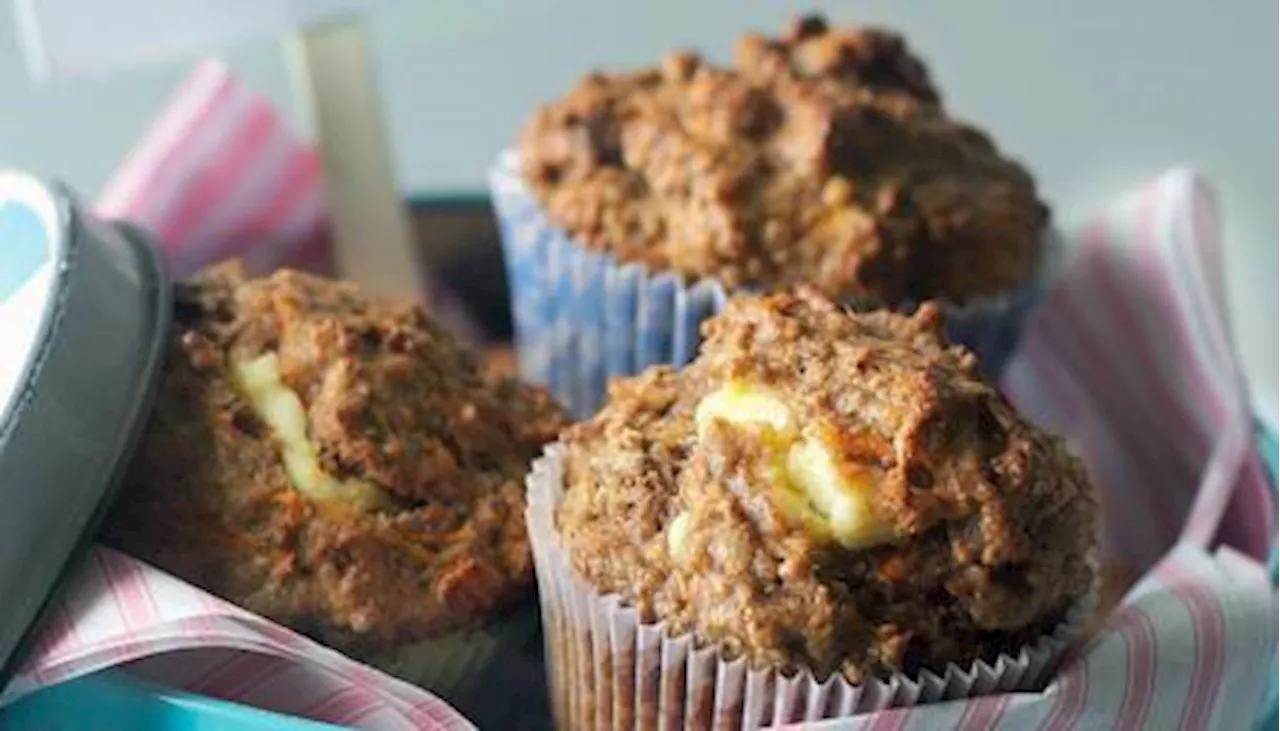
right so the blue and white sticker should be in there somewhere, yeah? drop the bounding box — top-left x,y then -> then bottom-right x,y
0,173 -> 59,421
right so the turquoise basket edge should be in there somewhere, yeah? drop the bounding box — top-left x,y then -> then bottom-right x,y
1256,422 -> 1278,731
0,670 -> 347,730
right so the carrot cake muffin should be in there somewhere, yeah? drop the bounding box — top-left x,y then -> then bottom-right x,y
552,288 -> 1096,685
102,262 -> 567,655
516,15 -> 1047,306
494,16 -> 1053,416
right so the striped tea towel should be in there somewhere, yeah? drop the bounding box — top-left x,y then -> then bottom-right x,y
1004,170 -> 1275,571
0,549 -> 472,729
96,58 -> 484,342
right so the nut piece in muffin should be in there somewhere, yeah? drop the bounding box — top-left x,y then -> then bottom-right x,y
556,288 -> 1096,683
518,14 -> 1048,306
102,262 -> 567,653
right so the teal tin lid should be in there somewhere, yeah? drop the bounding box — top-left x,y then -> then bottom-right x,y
0,171 -> 170,685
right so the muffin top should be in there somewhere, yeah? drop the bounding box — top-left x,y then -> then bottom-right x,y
556,288 -> 1096,683
732,14 -> 941,104
518,15 -> 1048,305
103,262 -> 567,652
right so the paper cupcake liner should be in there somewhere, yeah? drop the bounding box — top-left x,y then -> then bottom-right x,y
525,445 -> 1095,730
491,150 -> 1054,417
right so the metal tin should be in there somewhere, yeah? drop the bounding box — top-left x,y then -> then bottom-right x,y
0,171 -> 170,684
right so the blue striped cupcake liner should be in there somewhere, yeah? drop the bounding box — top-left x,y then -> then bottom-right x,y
490,151 -> 1049,418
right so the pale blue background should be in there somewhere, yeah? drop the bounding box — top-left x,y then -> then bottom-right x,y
0,0 -> 1274,422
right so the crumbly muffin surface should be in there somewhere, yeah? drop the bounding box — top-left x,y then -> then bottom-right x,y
732,15 -> 941,104
103,262 -> 567,652
557,288 -> 1096,683
519,16 -> 1048,305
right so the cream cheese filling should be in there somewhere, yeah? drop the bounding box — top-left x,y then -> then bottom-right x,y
693,380 -> 891,549
232,352 -> 390,511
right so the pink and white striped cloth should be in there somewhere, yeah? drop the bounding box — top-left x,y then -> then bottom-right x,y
96,60 -> 334,278
0,548 -> 471,729
1005,170 -> 1275,571
97,58 -> 483,341
1,62 -> 1274,729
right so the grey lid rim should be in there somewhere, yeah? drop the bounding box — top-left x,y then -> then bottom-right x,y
0,171 -> 71,440
0,180 -> 172,687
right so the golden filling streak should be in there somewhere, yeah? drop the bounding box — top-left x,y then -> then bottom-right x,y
692,380 -> 890,549
232,352 -> 390,512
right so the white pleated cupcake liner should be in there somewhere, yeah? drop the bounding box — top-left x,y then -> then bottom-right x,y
490,150 -> 1056,418
526,444 -> 1096,730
